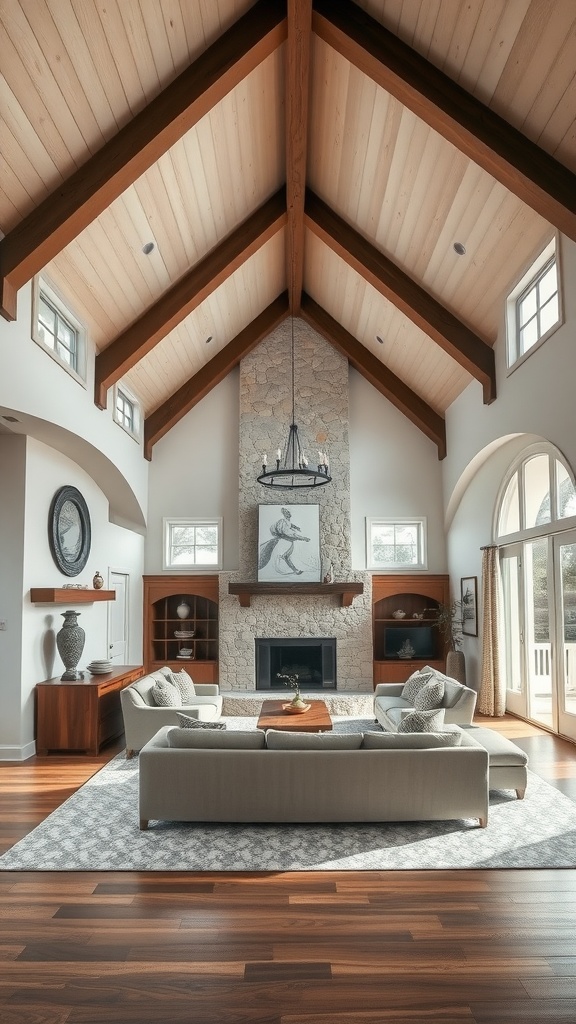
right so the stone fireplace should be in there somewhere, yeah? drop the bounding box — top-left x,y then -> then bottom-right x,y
218,319 -> 372,692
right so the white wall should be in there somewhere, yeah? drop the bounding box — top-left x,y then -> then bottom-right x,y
0,280 -> 148,527
0,435 -> 26,753
145,372 -> 240,572
444,234 -> 576,508
145,363 -> 449,578
349,368 -> 447,572
442,233 -> 576,691
0,437 -> 145,759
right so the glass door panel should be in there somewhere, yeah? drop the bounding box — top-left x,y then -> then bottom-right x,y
525,539 -> 554,730
555,533 -> 576,743
500,552 -> 523,699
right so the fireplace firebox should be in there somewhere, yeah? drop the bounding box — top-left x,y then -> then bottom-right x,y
255,638 -> 336,690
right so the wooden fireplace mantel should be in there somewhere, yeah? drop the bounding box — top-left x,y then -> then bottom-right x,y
228,582 -> 364,608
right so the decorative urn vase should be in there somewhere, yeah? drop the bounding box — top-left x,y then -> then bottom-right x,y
92,571 -> 104,590
176,599 -> 191,620
56,610 -> 86,680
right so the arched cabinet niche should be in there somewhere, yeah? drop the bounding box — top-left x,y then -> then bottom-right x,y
372,574 -> 450,686
143,575 -> 219,683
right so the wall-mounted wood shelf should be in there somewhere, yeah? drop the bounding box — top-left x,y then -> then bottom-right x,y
30,588 -> 116,604
228,582 -> 363,608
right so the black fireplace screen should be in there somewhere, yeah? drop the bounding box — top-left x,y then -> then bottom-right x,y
255,638 -> 336,690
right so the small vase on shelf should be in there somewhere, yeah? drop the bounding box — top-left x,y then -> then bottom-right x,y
176,599 -> 191,620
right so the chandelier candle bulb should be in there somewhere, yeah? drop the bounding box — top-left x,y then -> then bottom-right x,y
277,448 -> 282,460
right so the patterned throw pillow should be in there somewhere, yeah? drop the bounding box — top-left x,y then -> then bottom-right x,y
166,669 -> 196,703
176,712 -> 226,731
401,669 -> 434,704
397,708 -> 445,733
150,678 -> 182,707
413,678 -> 445,710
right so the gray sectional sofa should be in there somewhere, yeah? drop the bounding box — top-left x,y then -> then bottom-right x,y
138,724 -> 490,830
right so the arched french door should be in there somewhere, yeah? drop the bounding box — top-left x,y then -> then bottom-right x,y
498,445 -> 576,742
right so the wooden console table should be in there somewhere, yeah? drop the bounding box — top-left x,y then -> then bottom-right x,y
35,665 -> 144,756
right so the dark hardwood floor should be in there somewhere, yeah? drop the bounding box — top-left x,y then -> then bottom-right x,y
0,714 -> 575,1023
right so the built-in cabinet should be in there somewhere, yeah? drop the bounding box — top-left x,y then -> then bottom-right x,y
143,575 -> 219,683
372,574 -> 450,686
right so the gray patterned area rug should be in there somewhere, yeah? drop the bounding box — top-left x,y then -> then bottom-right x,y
2,716 -> 576,871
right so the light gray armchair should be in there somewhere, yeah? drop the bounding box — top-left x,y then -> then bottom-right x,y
120,675 -> 223,757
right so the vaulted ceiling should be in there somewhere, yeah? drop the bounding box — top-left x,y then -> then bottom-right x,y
1,0 -> 575,461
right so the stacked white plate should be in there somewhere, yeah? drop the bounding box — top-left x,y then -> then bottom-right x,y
87,659 -> 113,675
174,629 -> 195,638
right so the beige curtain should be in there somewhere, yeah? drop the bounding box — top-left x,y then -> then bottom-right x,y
478,545 -> 506,716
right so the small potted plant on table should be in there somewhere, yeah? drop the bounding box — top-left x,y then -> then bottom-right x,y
277,672 -> 309,712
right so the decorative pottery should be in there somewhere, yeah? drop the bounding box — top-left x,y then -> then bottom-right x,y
176,599 -> 191,620
397,639 -> 416,659
323,563 -> 334,584
282,702 -> 311,714
392,609 -> 406,619
56,610 -> 86,680
92,571 -> 104,590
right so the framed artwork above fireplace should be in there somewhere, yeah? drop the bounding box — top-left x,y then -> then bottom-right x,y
257,504 -> 321,583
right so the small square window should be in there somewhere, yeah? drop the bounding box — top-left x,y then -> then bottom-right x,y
32,278 -> 86,384
114,385 -> 140,439
163,518 -> 222,570
506,240 -> 561,370
366,517 -> 427,570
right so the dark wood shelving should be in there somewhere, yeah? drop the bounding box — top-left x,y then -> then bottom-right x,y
143,575 -> 219,682
228,581 -> 364,607
30,588 -> 116,603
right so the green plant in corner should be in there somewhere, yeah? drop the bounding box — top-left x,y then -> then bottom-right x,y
429,601 -> 466,683
430,601 -> 464,651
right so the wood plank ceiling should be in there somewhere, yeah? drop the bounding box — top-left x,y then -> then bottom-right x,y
1,0 -> 575,460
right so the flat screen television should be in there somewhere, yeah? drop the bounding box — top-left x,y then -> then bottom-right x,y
384,626 -> 435,660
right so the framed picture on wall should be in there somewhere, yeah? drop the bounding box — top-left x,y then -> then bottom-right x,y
257,504 -> 321,582
461,576 -> 478,636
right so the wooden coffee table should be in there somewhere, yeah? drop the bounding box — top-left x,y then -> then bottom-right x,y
257,699 -> 333,732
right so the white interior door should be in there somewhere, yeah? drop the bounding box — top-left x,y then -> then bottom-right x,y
108,571 -> 129,664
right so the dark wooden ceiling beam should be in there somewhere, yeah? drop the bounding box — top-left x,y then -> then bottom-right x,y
312,0 -> 576,243
144,292 -> 289,460
285,0 -> 312,313
95,190 -> 287,409
305,189 -> 496,404
0,0 -> 287,321
301,292 -> 446,459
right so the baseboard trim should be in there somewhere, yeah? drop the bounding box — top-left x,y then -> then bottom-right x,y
0,741 -> 36,762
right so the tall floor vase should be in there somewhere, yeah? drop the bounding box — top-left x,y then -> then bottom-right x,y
56,610 -> 86,680
446,649 -> 466,685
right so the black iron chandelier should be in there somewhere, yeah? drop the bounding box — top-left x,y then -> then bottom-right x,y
257,318 -> 332,489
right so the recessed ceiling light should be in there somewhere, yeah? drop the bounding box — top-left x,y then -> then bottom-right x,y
453,242 -> 466,256
376,335 -> 384,345
205,336 -> 213,344
2,415 -> 19,422
142,242 -> 155,255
